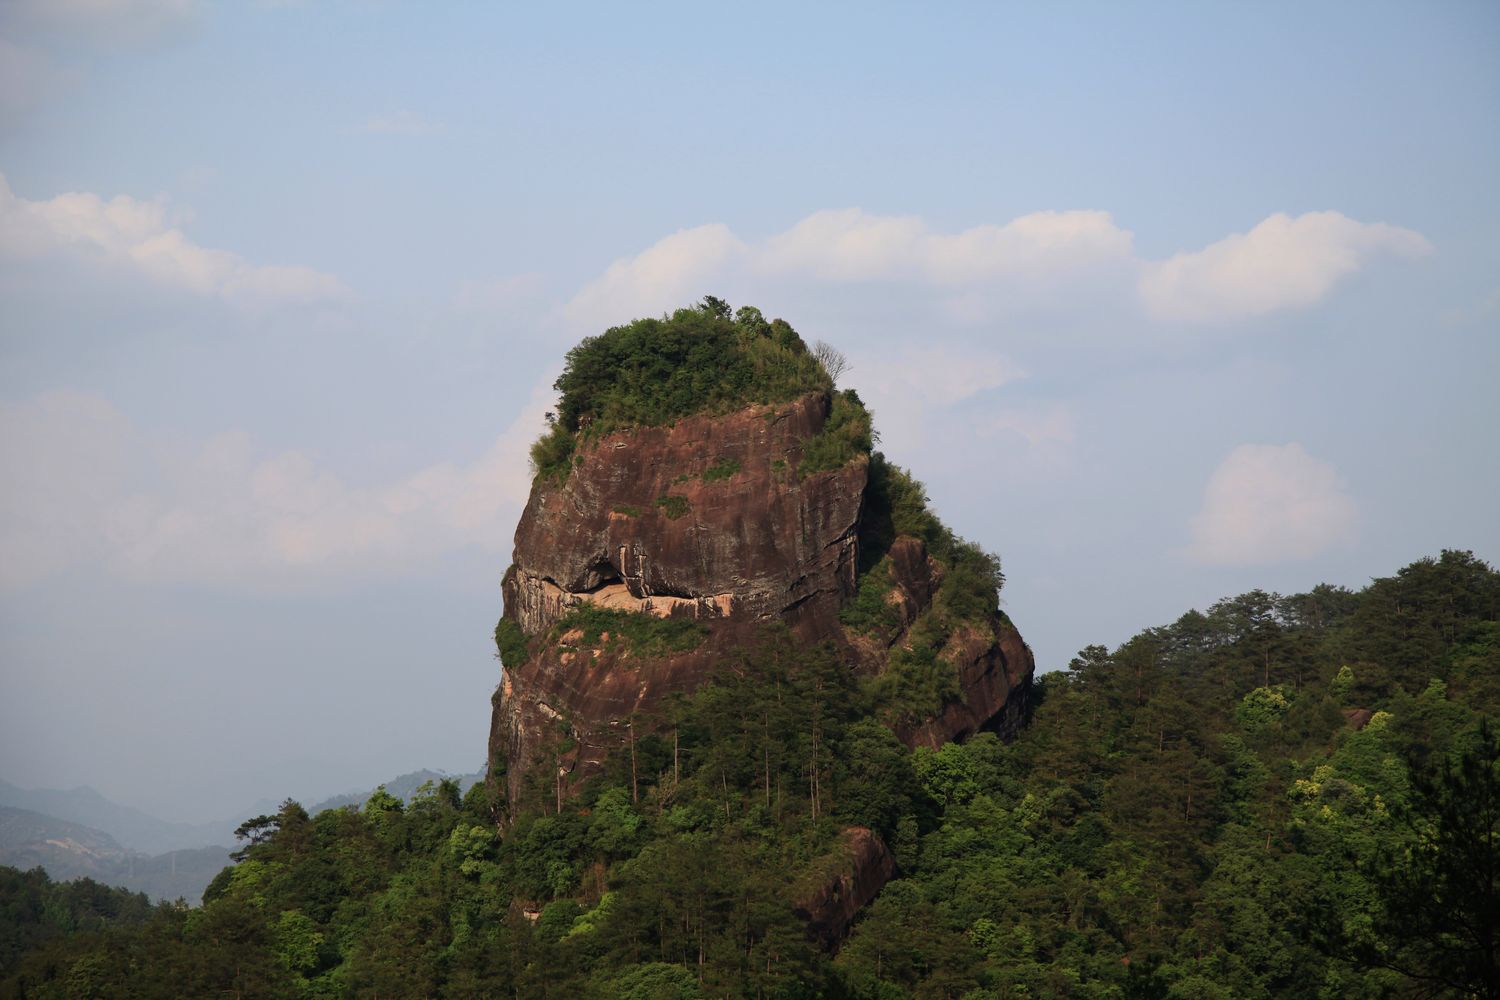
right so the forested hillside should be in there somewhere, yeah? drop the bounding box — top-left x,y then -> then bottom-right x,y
1,550 -> 1496,998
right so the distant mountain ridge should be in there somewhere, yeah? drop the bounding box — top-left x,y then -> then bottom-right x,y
0,805 -> 232,904
308,768 -> 484,814
0,768 -> 484,905
0,778 -> 250,855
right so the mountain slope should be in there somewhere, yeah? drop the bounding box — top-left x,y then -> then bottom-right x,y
5,548 -> 1494,998
0,780 -> 241,855
0,806 -> 232,904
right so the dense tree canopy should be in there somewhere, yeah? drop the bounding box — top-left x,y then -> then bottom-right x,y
3,550 -> 1496,998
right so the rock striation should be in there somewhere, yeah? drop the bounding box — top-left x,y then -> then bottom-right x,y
503,391 -> 863,639
488,388 -> 1035,809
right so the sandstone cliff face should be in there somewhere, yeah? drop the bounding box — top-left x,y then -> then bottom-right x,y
490,389 -> 1035,808
492,392 -> 865,805
504,392 -> 863,638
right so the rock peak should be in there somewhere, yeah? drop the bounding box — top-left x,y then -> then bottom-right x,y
489,303 -> 1034,812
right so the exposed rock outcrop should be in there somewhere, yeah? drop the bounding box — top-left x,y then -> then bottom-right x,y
504,392 -> 863,638
896,618 -> 1034,747
795,827 -> 897,950
492,392 -> 866,805
489,388 -> 1035,807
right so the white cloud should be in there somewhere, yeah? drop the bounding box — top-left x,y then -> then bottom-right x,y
759,207 -> 1134,285
851,346 -> 1026,459
0,383 -> 555,591
351,110 -> 442,136
563,224 -> 746,332
561,208 -> 1428,334
1140,211 -> 1432,323
1185,443 -> 1357,566
858,346 -> 1025,406
0,174 -> 346,305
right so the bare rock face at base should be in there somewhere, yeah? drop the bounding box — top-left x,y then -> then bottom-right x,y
489,389 -> 1036,812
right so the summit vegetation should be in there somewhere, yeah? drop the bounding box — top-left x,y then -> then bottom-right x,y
529,298 -> 862,482
3,551 -> 1497,998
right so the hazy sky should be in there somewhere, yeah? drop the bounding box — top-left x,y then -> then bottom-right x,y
2,1 -> 1497,824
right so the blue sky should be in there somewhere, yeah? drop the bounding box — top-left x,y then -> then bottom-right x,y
1,0 -> 1496,822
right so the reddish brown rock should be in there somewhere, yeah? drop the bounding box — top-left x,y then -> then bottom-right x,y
894,617 -> 1035,748
492,392 -> 865,805
489,388 -> 1035,809
794,827 -> 896,950
885,536 -> 942,632
841,534 -> 1036,748
504,392 -> 863,638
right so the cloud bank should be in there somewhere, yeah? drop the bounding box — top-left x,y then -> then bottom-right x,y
564,208 -> 1429,333
0,175 -> 346,305
0,200 -> 1428,593
0,385 -> 553,591
1140,212 -> 1433,323
1186,443 -> 1358,566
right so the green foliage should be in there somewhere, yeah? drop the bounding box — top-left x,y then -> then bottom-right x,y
1331,664 -> 1355,700
270,909 -> 323,974
611,503 -> 642,518
553,604 -> 707,658
857,452 -> 938,567
839,450 -> 1006,726
868,611 -> 963,726
838,557 -> 902,634
1235,685 -> 1292,734
0,868 -> 156,975
607,962 -> 705,999
494,616 -> 529,669
653,494 -> 691,519
6,551 -> 1498,999
859,452 -> 1005,585
529,417 -> 576,482
531,300 -> 873,488
587,788 -> 643,860
700,457 -> 741,482
529,298 -> 836,485
1314,717 -> 1500,997
799,389 -> 874,475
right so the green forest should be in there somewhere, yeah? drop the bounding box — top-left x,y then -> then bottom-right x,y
3,550 -> 1496,998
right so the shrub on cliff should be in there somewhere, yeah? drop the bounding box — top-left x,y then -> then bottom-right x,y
532,298 -> 837,480
799,389 -> 874,475
552,605 -> 706,658
495,617 -> 529,668
528,418 -> 575,482
554,298 -> 830,434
